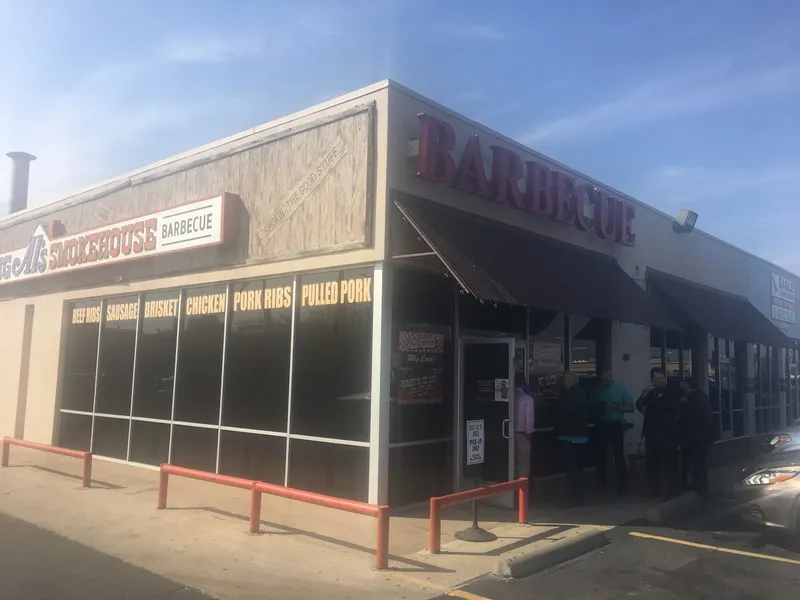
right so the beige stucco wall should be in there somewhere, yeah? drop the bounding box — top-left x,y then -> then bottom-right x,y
0,82 -> 392,445
0,301 -> 26,439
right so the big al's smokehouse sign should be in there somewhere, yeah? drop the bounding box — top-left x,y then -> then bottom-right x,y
0,194 -> 229,286
413,114 -> 637,246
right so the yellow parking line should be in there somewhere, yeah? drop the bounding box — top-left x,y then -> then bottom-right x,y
391,572 -> 493,600
629,531 -> 800,566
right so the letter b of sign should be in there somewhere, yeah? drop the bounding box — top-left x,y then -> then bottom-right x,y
416,114 -> 456,182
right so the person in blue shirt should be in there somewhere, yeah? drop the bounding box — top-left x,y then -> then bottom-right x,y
590,368 -> 634,495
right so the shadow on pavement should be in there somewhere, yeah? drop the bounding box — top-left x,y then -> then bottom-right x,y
6,464 -> 125,490
169,505 -> 457,574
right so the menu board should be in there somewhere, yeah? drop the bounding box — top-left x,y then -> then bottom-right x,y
396,331 -> 445,404
530,339 -> 564,401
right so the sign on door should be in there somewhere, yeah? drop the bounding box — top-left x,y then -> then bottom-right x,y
466,419 -> 485,465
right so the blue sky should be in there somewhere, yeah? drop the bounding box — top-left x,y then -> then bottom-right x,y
1,0 -> 799,271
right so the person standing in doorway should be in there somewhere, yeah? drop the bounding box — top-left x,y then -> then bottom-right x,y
678,378 -> 714,497
591,369 -> 634,495
514,374 -> 535,481
636,367 -> 681,499
555,371 -> 590,506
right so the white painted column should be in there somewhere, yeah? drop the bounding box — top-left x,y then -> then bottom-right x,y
610,322 -> 649,456
368,262 -> 392,506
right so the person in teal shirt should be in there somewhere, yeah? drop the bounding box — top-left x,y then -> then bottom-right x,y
590,369 -> 634,494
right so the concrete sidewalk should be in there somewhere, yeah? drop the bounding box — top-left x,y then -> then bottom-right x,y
0,448 -> 720,599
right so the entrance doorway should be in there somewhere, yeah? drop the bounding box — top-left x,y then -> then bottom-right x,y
457,337 -> 516,507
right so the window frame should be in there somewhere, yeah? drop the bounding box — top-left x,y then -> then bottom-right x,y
56,267 -> 375,501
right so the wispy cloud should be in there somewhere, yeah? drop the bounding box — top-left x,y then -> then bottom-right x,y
0,31 -> 250,211
438,23 -> 511,41
521,63 -> 800,143
161,33 -> 267,64
646,165 -> 800,206
634,164 -> 800,273
0,62 -> 243,209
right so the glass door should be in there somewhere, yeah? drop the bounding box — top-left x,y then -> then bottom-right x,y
458,337 -> 515,507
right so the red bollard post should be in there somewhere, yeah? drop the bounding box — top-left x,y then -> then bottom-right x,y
429,498 -> 441,554
518,479 -> 529,524
1,438 -> 9,467
157,467 -> 169,509
82,453 -> 92,488
249,485 -> 261,534
376,505 -> 390,570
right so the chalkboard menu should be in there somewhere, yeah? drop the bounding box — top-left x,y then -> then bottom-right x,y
396,331 -> 445,404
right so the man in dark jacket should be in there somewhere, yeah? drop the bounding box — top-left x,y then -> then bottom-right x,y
678,378 -> 714,497
636,367 -> 681,499
555,371 -> 590,506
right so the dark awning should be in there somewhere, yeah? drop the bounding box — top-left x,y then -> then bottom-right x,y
393,195 -> 677,329
647,268 -> 793,348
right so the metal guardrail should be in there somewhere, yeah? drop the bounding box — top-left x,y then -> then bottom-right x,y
428,478 -> 529,554
1,437 -> 92,488
157,463 -> 390,570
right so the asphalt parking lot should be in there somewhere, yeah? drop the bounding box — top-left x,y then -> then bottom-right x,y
0,512 -> 208,600
2,479 -> 798,600
430,497 -> 800,600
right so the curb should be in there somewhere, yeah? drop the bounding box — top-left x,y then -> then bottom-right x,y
643,491 -> 701,523
493,528 -> 609,579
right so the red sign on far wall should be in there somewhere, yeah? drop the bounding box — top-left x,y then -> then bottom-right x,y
412,114 -> 637,246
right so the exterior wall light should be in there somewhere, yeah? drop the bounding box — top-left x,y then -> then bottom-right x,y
673,209 -> 698,234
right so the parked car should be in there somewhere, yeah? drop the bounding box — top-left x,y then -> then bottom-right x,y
734,422 -> 800,534
756,419 -> 800,456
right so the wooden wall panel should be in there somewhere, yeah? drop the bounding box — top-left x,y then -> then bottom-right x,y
0,106 -> 374,293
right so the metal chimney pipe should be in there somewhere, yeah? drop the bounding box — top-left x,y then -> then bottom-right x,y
6,151 -> 36,214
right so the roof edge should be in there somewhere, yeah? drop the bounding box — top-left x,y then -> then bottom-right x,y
0,80 -> 392,229
384,80 -> 800,281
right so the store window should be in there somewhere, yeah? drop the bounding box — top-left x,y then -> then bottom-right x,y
571,335 -> 596,383
95,295 -> 138,416
129,419 -> 170,467
572,317 -> 610,392
388,441 -> 452,506
287,439 -> 369,502
55,268 -> 378,504
290,269 -> 373,442
222,278 -> 292,432
708,337 -> 745,440
650,329 -> 664,373
57,412 -> 92,452
529,313 -> 565,431
754,344 -> 781,434
788,349 -> 800,425
772,348 -> 783,429
133,291 -> 179,420
171,424 -> 218,472
218,430 -> 286,485
708,336 -> 720,441
390,268 -> 454,445
650,329 -> 688,386
388,268 -> 455,506
174,285 -> 227,425
60,300 -> 102,413
92,416 -> 129,460
732,341 -> 745,436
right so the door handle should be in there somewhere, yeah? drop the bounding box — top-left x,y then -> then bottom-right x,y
502,419 -> 510,439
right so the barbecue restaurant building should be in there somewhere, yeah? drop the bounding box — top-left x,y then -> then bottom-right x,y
1,80 -> 798,508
